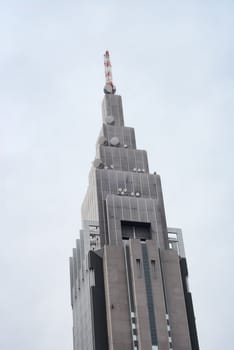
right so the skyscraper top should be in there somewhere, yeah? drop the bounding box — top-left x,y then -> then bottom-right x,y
104,50 -> 116,94
70,52 -> 199,350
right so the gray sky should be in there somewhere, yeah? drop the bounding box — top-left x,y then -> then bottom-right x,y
0,0 -> 233,349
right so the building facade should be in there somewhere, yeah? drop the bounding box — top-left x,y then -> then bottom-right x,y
69,52 -> 199,350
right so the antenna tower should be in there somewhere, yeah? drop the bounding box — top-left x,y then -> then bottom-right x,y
104,50 -> 116,94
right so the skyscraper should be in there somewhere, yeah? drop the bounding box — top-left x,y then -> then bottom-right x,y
69,51 -> 199,350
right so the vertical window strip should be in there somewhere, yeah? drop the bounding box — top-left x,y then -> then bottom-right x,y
141,243 -> 158,348
124,244 -> 139,350
165,313 -> 173,349
158,250 -> 174,349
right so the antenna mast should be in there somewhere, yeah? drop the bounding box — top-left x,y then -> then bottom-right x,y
104,50 -> 116,94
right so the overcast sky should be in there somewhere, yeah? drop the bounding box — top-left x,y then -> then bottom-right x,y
0,0 -> 233,349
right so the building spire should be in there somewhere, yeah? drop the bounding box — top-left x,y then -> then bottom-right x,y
104,50 -> 116,94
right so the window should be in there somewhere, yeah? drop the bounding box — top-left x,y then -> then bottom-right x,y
136,259 -> 142,278
151,260 -> 156,279
168,232 -> 177,240
121,222 -> 134,239
121,221 -> 151,240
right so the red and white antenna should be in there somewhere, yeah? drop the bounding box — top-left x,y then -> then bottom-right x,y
104,50 -> 116,94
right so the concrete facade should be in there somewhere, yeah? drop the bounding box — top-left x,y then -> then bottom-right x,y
70,90 -> 199,350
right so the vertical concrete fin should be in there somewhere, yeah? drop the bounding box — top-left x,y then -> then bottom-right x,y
69,257 -> 74,307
